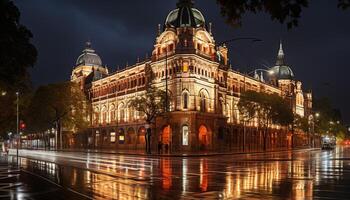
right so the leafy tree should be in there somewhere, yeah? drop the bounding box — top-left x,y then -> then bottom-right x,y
313,97 -> 347,139
238,90 -> 293,150
216,0 -> 349,29
0,0 -> 37,136
0,0 -> 37,88
26,82 -> 90,148
293,115 -> 309,133
130,86 -> 168,153
130,87 -> 167,125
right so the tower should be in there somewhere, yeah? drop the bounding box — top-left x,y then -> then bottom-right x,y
71,41 -> 108,88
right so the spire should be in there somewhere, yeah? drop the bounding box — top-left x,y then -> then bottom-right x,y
177,0 -> 194,8
276,40 -> 285,66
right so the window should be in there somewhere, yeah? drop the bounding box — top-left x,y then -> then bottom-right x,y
183,61 -> 189,72
183,92 -> 189,109
118,129 -> 125,144
128,106 -> 134,121
110,132 -> 116,143
110,110 -> 115,122
182,125 -> 189,146
119,105 -> 125,122
102,111 -> 107,124
119,135 -> 125,143
200,95 -> 206,112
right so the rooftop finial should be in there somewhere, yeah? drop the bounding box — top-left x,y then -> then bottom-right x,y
209,22 -> 212,35
158,24 -> 161,36
177,0 -> 194,8
86,40 -> 92,49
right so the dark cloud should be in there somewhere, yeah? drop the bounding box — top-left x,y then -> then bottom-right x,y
14,0 -> 350,123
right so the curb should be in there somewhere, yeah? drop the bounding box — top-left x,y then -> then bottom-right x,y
13,147 -> 321,158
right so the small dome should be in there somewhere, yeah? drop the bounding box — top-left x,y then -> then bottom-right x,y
270,65 -> 294,80
165,0 -> 205,28
76,42 -> 102,67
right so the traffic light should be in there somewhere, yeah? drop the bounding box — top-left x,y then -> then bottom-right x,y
20,120 -> 26,131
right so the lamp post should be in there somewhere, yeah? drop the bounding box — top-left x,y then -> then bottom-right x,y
16,91 -> 19,166
314,112 -> 320,148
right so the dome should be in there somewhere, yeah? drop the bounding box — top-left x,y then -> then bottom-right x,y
76,42 -> 102,67
270,65 -> 294,80
165,0 -> 206,28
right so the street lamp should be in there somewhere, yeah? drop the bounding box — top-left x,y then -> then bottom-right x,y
16,91 -> 19,166
315,112 -> 320,118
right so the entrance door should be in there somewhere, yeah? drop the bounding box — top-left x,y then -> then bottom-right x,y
162,126 -> 171,145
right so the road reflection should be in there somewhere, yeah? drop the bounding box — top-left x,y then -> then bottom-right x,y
15,146 -> 350,199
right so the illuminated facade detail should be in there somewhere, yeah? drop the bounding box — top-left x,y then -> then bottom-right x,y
69,0 -> 316,152
182,125 -> 189,146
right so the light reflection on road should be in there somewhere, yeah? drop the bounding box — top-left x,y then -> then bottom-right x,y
10,146 -> 350,199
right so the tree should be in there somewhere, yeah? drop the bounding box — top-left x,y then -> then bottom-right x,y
0,0 -> 37,136
26,82 -> 90,149
216,0 -> 349,29
130,87 -> 167,125
313,97 -> 347,139
130,87 -> 168,153
238,90 -> 261,151
238,90 -> 293,151
293,115 -> 309,133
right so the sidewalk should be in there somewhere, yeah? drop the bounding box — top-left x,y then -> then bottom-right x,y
16,147 -> 321,157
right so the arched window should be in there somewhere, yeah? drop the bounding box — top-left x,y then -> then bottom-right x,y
182,125 -> 189,146
128,104 -> 134,122
118,104 -> 125,122
110,105 -> 115,122
200,95 -> 206,112
183,92 -> 189,109
102,106 -> 107,124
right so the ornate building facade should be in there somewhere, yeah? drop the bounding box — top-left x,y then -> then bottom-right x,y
69,0 -> 315,152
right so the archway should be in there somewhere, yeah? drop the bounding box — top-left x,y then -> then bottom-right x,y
137,126 -> 146,146
127,127 -> 136,145
199,125 -> 209,149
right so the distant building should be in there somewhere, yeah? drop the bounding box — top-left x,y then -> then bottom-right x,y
69,0 -> 315,152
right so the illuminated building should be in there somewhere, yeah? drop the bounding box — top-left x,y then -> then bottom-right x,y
70,0 -> 316,152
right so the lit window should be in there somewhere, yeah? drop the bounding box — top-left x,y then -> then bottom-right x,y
119,135 -> 125,143
183,61 -> 189,72
182,125 -> 189,146
110,132 -> 116,143
118,129 -> 125,144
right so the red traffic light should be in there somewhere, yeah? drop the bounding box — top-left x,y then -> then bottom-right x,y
20,121 -> 26,130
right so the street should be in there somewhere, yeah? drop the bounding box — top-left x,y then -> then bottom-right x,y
2,147 -> 349,199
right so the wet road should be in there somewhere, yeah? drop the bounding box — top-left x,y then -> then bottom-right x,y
7,146 -> 350,199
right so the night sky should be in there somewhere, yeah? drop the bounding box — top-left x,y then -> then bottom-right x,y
14,0 -> 350,123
